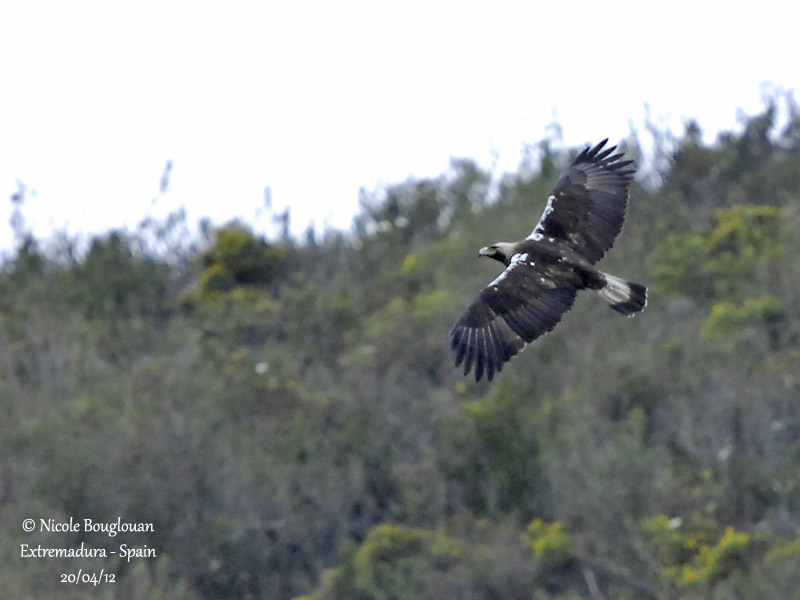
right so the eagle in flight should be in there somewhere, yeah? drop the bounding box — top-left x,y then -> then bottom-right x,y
450,139 -> 647,382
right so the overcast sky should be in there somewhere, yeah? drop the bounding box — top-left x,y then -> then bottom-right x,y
1,1 -> 798,251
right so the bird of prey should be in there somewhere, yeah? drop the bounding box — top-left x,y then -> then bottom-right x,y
450,139 -> 647,382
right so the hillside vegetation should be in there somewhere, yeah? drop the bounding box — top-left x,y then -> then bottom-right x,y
2,100 -> 800,599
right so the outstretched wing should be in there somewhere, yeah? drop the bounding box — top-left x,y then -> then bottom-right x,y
450,254 -> 577,382
528,139 -> 634,263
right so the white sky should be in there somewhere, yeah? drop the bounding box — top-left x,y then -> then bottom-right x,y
1,1 -> 798,251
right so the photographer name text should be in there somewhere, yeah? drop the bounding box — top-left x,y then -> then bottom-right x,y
28,517 -> 153,537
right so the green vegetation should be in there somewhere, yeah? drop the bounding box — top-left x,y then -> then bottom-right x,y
3,97 -> 800,598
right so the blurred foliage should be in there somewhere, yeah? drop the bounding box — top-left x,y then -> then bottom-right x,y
523,519 -> 570,565
195,222 -> 288,298
3,93 -> 800,599
702,295 -> 785,342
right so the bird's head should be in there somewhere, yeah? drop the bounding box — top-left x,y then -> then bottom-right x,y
479,242 -> 516,266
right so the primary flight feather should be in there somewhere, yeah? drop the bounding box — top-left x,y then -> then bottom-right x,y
450,139 -> 647,382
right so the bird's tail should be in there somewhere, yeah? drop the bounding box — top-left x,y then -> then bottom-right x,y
596,273 -> 647,316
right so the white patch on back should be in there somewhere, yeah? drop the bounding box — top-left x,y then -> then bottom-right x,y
528,195 -> 557,241
488,252 -> 531,287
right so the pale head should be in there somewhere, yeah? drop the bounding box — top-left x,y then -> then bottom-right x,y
478,242 -> 517,266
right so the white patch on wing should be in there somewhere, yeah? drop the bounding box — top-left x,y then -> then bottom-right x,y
488,252 -> 530,286
528,194 -> 557,241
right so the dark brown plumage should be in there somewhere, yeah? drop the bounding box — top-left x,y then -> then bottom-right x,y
450,139 -> 647,382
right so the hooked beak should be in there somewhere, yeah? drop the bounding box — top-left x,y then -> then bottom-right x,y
478,246 -> 491,257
